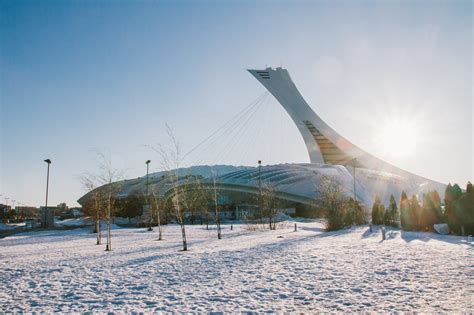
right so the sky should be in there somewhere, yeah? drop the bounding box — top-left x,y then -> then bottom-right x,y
1,0 -> 472,207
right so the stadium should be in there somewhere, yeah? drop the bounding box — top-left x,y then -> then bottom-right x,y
78,67 -> 446,216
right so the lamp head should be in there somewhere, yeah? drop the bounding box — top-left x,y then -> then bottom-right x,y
146,160 -> 151,164
258,160 -> 261,165
44,159 -> 51,164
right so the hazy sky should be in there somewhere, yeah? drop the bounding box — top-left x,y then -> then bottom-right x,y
1,0 -> 472,207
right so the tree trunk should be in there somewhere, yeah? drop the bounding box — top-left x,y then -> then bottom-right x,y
180,221 -> 187,251
98,220 -> 102,244
96,213 -> 101,245
106,219 -> 111,251
215,206 -> 221,239
217,221 -> 222,239
157,210 -> 162,241
105,200 -> 111,251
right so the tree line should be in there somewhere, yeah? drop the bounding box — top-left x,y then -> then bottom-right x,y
371,182 -> 473,235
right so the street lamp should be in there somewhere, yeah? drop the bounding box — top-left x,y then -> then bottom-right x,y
258,160 -> 262,213
146,160 -> 152,231
44,159 -> 52,228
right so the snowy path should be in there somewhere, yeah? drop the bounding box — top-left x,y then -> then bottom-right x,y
0,221 -> 472,312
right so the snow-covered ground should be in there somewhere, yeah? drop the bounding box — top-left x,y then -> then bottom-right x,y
0,223 -> 16,231
55,218 -> 93,227
0,221 -> 472,312
0,222 -> 25,231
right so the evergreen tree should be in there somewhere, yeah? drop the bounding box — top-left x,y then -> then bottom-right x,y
347,198 -> 366,226
409,195 -> 421,231
452,184 -> 463,198
444,184 -> 454,227
444,184 -> 453,206
353,199 -> 366,225
400,191 -> 410,230
420,191 -> 442,231
445,183 -> 464,234
431,190 -> 443,222
371,196 -> 382,224
387,194 -> 398,227
379,204 -> 386,226
466,181 -> 473,194
383,203 -> 391,226
452,182 -> 474,235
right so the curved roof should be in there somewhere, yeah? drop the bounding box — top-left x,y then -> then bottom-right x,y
78,163 -> 442,207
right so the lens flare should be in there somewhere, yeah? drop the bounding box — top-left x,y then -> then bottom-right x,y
377,120 -> 419,159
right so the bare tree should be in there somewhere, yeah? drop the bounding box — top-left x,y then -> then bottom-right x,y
180,175 -> 203,225
80,173 -> 103,245
209,173 -> 222,239
95,151 -> 124,251
261,183 -> 281,230
190,178 -> 211,230
153,125 -> 188,251
188,174 -> 222,237
151,190 -> 165,241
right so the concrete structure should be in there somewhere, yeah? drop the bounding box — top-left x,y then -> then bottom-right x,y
247,67 -> 445,201
248,68 -> 442,180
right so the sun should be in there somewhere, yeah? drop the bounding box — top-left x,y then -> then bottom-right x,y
377,120 -> 419,159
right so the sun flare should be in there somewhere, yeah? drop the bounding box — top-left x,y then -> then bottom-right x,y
378,121 -> 419,159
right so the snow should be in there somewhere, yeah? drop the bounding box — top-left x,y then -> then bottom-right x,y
55,218 -> 93,227
0,222 -> 25,231
434,223 -> 450,235
0,223 -> 16,231
0,221 -> 472,312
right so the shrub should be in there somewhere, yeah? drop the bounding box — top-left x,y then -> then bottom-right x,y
326,198 -> 366,231
344,198 -> 366,226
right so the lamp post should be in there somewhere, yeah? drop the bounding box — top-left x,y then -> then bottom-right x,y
105,177 -> 112,252
146,160 -> 152,231
44,159 -> 51,228
258,160 -> 262,216
258,160 -> 262,187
